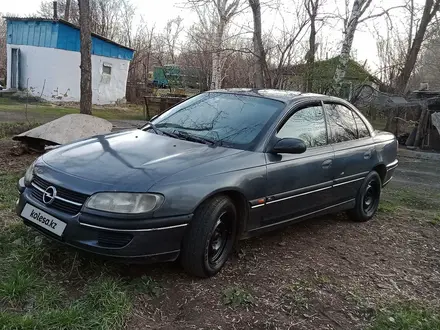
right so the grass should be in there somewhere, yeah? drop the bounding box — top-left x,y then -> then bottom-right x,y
0,97 -> 145,121
428,214 -> 440,226
378,199 -> 399,214
0,222 -> 133,330
0,122 -> 42,139
280,281 -> 313,313
370,303 -> 440,330
382,188 -> 440,211
222,287 -> 254,307
0,173 -> 22,211
130,275 -> 162,298
0,167 -> 134,329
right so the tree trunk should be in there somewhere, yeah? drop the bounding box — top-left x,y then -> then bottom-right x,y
64,0 -> 71,21
305,22 -> 316,92
305,0 -> 320,92
414,107 -> 429,148
211,18 -> 225,90
333,0 -> 371,96
249,0 -> 265,88
78,0 -> 92,115
395,0 -> 440,93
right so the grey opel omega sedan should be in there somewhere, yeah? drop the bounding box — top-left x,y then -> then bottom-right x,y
17,89 -> 398,277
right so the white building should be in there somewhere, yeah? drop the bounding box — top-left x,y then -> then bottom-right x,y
5,17 -> 134,104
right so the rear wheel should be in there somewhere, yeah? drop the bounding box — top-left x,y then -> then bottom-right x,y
180,195 -> 237,277
348,171 -> 382,222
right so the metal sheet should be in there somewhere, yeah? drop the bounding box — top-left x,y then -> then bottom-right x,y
432,112 -> 440,136
13,114 -> 113,145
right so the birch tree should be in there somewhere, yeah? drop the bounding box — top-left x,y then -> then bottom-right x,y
332,0 -> 373,95
189,0 -> 242,90
332,1 -> 405,95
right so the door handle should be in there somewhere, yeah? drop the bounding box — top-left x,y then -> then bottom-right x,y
322,159 -> 333,169
364,150 -> 372,159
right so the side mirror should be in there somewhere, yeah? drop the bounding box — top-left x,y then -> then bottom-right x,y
271,138 -> 307,154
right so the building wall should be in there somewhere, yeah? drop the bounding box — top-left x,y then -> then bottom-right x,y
6,44 -> 130,104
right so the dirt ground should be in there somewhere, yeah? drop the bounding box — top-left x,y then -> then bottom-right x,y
1,139 -> 439,329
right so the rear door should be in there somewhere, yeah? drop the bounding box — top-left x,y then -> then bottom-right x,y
263,102 -> 335,226
323,102 -> 376,204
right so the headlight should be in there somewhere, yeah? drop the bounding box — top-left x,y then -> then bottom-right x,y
24,161 -> 36,185
86,193 -> 164,214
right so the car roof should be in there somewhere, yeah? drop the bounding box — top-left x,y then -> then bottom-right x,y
210,88 -> 343,104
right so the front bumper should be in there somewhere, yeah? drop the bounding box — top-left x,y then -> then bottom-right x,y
16,179 -> 190,263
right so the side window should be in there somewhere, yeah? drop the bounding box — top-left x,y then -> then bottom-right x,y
324,103 -> 358,143
353,112 -> 370,138
277,105 -> 327,148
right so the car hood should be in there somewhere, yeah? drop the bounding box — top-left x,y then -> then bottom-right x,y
42,130 -> 243,191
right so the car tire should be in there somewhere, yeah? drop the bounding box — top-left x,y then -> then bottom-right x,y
180,195 -> 237,278
347,171 -> 382,222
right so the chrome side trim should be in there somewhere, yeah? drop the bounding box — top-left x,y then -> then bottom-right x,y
386,159 -> 398,169
266,186 -> 332,205
251,204 -> 265,209
333,177 -> 365,187
249,199 -> 355,232
79,222 -> 188,232
383,176 -> 393,186
32,183 -> 83,206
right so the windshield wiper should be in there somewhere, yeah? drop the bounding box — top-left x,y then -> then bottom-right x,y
156,123 -> 212,131
142,121 -> 160,134
173,130 -> 217,146
142,121 -> 179,139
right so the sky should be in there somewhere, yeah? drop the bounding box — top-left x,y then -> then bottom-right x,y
2,0 -> 418,72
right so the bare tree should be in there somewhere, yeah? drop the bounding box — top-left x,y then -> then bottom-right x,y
65,0 -> 71,21
269,4 -> 310,88
0,15 -> 7,85
249,0 -> 266,88
395,0 -> 440,93
164,17 -> 183,64
188,0 -> 242,90
78,0 -> 92,114
304,0 -> 322,92
120,0 -> 135,48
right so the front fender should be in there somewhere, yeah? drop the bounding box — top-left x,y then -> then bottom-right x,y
150,165 -> 267,218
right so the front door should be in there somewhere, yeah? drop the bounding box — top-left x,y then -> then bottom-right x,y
323,102 -> 377,204
263,103 -> 335,226
10,48 -> 20,89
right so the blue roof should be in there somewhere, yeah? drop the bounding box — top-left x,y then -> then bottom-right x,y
5,18 -> 134,60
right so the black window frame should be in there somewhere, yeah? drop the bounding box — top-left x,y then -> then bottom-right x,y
323,101 -> 362,144
351,110 -> 371,139
274,101 -> 329,149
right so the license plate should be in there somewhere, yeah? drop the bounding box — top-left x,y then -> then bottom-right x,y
21,204 -> 66,237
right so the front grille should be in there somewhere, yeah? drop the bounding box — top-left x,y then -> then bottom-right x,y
97,231 -> 133,248
31,175 -> 89,215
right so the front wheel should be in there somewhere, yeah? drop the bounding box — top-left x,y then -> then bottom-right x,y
180,195 -> 237,278
347,171 -> 382,222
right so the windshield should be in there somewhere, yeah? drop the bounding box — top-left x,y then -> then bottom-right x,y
152,92 -> 285,149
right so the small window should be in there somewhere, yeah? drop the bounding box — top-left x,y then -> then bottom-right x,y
353,112 -> 370,138
277,105 -> 327,148
103,64 -> 112,75
324,103 -> 358,143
